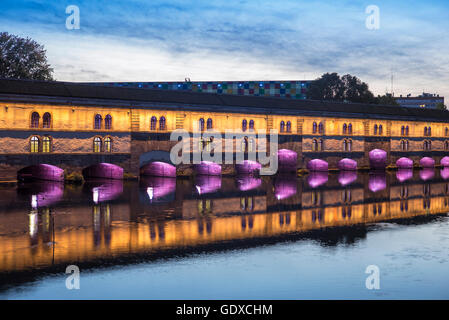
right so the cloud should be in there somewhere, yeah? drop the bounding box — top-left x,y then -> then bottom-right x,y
0,0 -> 448,98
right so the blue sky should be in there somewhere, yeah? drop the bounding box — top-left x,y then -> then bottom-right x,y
1,0 -> 449,98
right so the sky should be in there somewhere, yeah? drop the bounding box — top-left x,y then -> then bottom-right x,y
1,0 -> 449,99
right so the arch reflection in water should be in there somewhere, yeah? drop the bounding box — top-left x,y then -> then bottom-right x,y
420,168 -> 435,181
86,180 -> 124,204
195,175 -> 222,195
369,172 -> 386,192
140,176 -> 176,203
338,171 -> 357,187
307,172 -> 328,188
235,160 -> 261,175
236,175 -> 262,192
338,158 -> 357,171
18,181 -> 64,208
420,157 -> 435,168
396,169 -> 413,182
441,156 -> 449,167
274,176 -> 297,200
396,157 -> 413,169
441,167 -> 449,180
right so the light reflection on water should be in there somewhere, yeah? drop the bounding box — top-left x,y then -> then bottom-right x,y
0,170 -> 449,299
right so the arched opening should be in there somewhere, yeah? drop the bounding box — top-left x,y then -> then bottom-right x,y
94,114 -> 102,129
280,121 -> 285,133
312,122 -> 317,134
105,114 -> 112,130
104,137 -> 112,152
249,120 -> 254,130
30,136 -> 39,153
242,119 -> 247,132
31,112 -> 40,128
199,118 -> 205,131
43,112 -> 51,128
159,116 -> 166,130
343,123 -> 347,134
42,136 -> 51,153
93,137 -> 102,153
150,116 -> 157,130
286,121 -> 292,133
206,118 -> 213,130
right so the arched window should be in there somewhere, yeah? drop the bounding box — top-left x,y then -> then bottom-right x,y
242,119 -> 247,132
400,140 -> 405,151
319,139 -> 324,151
43,112 -> 51,129
347,139 -> 352,151
312,139 -> 318,151
249,138 -> 255,152
405,140 -> 409,151
406,126 -> 409,136
280,121 -> 285,133
378,124 -> 383,135
424,127 -> 428,136
286,121 -> 292,133
42,136 -> 51,153
348,123 -> 352,135
428,140 -> 432,150
318,122 -> 323,134
159,116 -> 166,130
30,136 -> 39,153
31,112 -> 40,128
428,127 -> 431,136
343,123 -> 347,134
150,116 -> 157,130
242,137 -> 248,152
401,126 -> 405,136
94,114 -> 102,129
343,139 -> 348,151
207,118 -> 213,130
313,122 -> 317,133
374,124 -> 378,135
249,120 -> 255,130
105,114 -> 112,130
93,137 -> 102,153
104,137 -> 112,152
199,118 -> 205,131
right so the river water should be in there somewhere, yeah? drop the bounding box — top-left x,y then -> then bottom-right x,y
0,170 -> 448,299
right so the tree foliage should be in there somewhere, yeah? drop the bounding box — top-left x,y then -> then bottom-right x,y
308,72 -> 397,105
0,32 -> 54,80
436,102 -> 447,111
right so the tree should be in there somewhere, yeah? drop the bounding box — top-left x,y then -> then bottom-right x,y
0,32 -> 54,80
436,102 -> 447,111
373,94 -> 399,106
308,73 -> 398,105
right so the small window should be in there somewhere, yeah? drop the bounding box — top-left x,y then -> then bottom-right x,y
378,124 -> 383,135
159,116 -> 166,130
43,112 -> 51,129
104,137 -> 112,152
199,118 -> 205,131
319,139 -> 324,151
313,122 -> 317,134
249,120 -> 254,130
318,122 -> 323,134
249,138 -> 255,152
242,137 -> 248,152
312,139 -> 318,151
280,121 -> 285,133
348,123 -> 352,135
94,114 -> 102,130
406,126 -> 409,136
424,127 -> 428,136
242,119 -> 247,132
343,123 -> 347,134
31,112 -> 40,128
286,121 -> 292,133
30,136 -> 39,153
105,114 -> 112,130
150,116 -> 157,130
42,136 -> 51,153
207,118 -> 213,130
93,137 -> 102,153
374,124 -> 378,135
401,126 -> 405,136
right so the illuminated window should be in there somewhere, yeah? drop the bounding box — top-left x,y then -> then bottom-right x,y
312,122 -> 317,133
280,121 -> 285,133
318,122 -> 324,134
31,112 -> 40,128
43,112 -> 51,128
374,124 -> 378,135
401,126 -> 405,136
94,114 -> 102,129
42,136 -> 51,153
348,123 -> 352,135
312,139 -> 318,151
319,139 -> 324,151
207,118 -> 213,130
378,124 -> 383,135
199,118 -> 205,131
159,116 -> 166,130
249,138 -> 255,152
30,136 -> 39,153
242,137 -> 248,152
343,123 -> 347,134
105,114 -> 112,130
249,120 -> 255,130
242,119 -> 247,132
150,116 -> 157,130
406,126 -> 409,136
104,137 -> 112,152
287,121 -> 292,133
93,137 -> 102,153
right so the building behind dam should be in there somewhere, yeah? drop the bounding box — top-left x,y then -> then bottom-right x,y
1,78 -> 449,180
